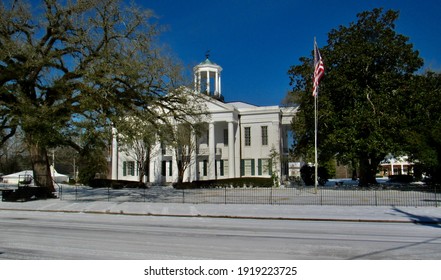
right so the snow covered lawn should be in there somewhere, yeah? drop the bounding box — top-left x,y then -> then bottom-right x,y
51,178 -> 440,207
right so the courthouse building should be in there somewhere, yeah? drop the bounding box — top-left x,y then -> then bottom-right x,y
110,57 -> 296,184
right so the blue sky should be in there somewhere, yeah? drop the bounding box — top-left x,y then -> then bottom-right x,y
144,0 -> 441,106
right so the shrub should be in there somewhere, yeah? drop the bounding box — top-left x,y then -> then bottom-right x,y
89,179 -> 147,189
388,175 -> 414,183
173,177 -> 273,189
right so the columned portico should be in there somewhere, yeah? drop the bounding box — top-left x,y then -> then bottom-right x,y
111,56 -> 297,185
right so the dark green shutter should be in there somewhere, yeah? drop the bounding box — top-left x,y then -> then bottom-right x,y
258,159 -> 262,175
240,159 -> 245,176
251,159 -> 255,176
123,161 -> 127,176
268,159 -> 273,175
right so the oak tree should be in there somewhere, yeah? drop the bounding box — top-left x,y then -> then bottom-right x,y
1,0 -> 190,191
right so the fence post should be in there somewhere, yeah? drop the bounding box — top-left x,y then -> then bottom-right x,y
375,189 -> 378,207
320,188 -> 323,206
270,187 -> 273,205
224,187 -> 227,204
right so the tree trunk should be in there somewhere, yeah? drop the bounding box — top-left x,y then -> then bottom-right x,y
358,154 -> 378,187
177,165 -> 184,184
28,142 -> 55,193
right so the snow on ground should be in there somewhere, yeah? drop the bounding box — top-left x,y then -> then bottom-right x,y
1,178 -> 440,224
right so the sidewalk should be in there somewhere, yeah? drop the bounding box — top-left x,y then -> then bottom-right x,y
1,199 -> 440,224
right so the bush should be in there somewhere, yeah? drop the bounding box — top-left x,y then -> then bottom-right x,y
173,177 -> 273,189
388,175 -> 414,183
89,179 -> 147,189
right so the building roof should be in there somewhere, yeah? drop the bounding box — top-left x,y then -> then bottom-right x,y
226,101 -> 257,109
198,58 -> 218,66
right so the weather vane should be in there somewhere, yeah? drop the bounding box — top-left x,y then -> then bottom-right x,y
205,50 -> 211,59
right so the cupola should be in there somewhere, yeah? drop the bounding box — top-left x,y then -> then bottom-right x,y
193,53 -> 223,99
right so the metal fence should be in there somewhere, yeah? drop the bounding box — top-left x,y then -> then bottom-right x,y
56,184 -> 440,207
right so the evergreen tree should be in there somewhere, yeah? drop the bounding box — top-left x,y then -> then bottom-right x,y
288,8 -> 423,186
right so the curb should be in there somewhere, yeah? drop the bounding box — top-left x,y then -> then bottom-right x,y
2,207 -> 437,224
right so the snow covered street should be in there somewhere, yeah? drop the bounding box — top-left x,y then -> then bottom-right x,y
1,183 -> 440,259
1,209 -> 440,259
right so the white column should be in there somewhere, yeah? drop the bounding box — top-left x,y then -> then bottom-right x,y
191,129 -> 198,181
197,71 -> 201,93
206,70 -> 210,94
218,74 -> 221,96
215,71 -> 219,96
194,73 -> 197,92
228,121 -> 235,178
111,127 -> 118,180
208,122 -> 215,179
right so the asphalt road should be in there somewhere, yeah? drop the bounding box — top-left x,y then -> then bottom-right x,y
0,210 -> 440,259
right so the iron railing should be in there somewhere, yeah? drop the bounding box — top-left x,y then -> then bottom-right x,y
56,184 -> 440,207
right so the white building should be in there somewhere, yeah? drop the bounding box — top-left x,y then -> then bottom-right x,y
110,57 -> 296,184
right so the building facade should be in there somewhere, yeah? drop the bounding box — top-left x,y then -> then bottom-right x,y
110,58 -> 296,184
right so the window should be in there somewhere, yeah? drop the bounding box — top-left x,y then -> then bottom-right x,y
258,159 -> 270,175
217,160 -> 226,176
161,161 -> 173,177
123,161 -> 135,176
203,160 -> 208,176
240,159 -> 255,176
244,127 -> 251,146
261,126 -> 268,146
128,161 -> 135,176
223,129 -> 228,146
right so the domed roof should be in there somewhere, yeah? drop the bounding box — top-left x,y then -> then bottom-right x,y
198,58 -> 218,66
194,56 -> 222,71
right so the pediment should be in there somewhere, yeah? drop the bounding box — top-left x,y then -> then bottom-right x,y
196,94 -> 236,113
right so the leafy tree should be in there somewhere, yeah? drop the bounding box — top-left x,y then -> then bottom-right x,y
1,0 -> 189,192
403,72 -> 441,182
288,8 -> 423,186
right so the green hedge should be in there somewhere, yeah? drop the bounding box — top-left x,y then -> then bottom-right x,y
173,177 -> 274,189
388,175 -> 414,183
89,179 -> 147,189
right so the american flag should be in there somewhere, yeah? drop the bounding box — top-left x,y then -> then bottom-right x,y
312,40 -> 324,97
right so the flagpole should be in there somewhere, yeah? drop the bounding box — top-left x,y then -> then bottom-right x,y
314,85 -> 318,193
312,37 -> 324,194
314,37 -> 318,194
